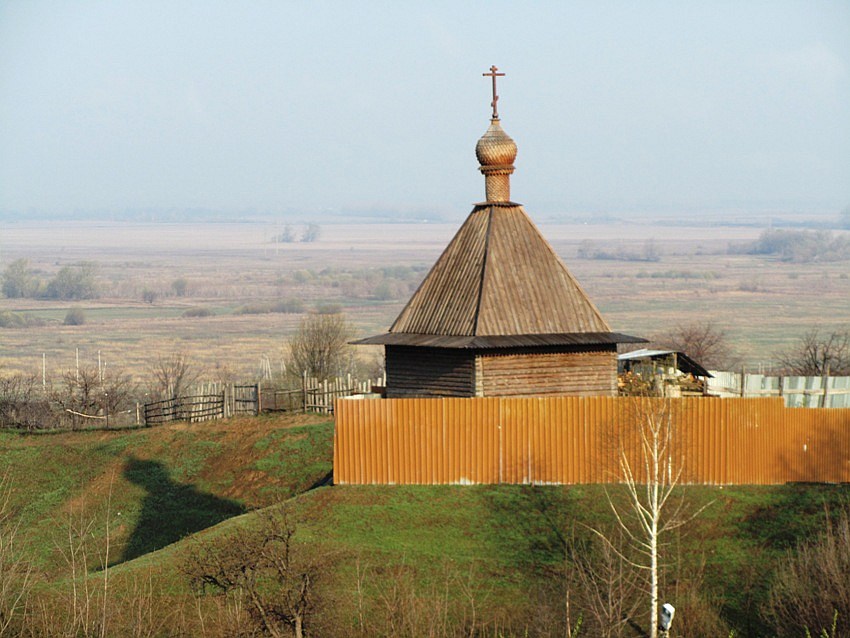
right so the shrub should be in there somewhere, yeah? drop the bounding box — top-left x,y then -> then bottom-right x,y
273,298 -> 305,313
764,508 -> 850,636
1,258 -> 39,298
0,312 -> 46,329
63,308 -> 87,326
315,303 -> 342,315
273,225 -> 296,243
172,277 -> 189,296
182,307 -> 213,318
301,222 -> 320,243
235,299 -> 305,315
45,262 -> 99,300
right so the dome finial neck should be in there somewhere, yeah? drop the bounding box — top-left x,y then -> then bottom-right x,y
482,65 -> 505,120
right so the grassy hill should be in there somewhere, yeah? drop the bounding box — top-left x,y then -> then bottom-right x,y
2,413 -> 849,637
1,414 -> 333,574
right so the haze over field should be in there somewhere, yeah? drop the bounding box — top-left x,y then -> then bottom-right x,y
1,1 -> 848,220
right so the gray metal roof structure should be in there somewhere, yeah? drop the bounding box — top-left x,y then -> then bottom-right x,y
618,349 -> 714,378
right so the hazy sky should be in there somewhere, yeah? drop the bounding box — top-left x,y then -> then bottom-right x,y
1,1 -> 848,218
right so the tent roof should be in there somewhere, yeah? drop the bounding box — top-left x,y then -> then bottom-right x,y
387,203 -> 620,338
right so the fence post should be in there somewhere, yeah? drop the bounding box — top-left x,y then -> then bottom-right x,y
255,383 -> 261,415
739,368 -> 746,398
822,365 -> 830,408
302,371 -> 308,413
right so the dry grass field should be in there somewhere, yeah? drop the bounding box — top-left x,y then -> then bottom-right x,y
1,217 -> 848,384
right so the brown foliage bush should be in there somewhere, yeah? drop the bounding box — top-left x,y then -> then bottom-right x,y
764,508 -> 850,637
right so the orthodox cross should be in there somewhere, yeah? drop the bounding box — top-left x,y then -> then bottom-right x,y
482,65 -> 505,119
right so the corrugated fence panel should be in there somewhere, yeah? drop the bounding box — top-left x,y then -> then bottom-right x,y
334,397 -> 850,485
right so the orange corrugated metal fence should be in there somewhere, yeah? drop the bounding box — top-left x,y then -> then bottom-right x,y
333,397 -> 850,485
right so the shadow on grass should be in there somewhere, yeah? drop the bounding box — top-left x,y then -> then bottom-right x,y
119,456 -> 246,563
477,485 -> 576,571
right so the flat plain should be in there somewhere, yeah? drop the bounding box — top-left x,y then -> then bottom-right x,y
1,216 -> 848,382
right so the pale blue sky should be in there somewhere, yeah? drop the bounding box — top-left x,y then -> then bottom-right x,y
1,1 -> 848,218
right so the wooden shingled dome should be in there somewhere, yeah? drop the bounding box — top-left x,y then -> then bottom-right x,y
355,67 -> 644,398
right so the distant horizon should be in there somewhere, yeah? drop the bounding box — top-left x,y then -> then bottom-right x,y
0,205 -> 844,227
2,2 -> 848,217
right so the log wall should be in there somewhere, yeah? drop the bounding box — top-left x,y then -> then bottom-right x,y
385,346 -> 475,398
478,348 -> 616,397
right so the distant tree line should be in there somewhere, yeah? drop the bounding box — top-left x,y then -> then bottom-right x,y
577,238 -> 661,262
1,259 -> 99,300
272,223 -> 321,243
730,228 -> 850,263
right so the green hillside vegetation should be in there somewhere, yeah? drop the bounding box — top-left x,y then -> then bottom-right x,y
1,413 -> 849,636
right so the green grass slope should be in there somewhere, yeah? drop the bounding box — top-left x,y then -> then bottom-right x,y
113,480 -> 850,636
1,413 -> 332,574
4,414 -> 850,636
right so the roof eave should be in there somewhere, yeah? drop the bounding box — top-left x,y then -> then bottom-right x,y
352,331 -> 647,349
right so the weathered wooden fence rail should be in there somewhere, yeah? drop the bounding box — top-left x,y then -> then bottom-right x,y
144,393 -> 225,425
143,375 -> 385,425
333,396 -> 850,486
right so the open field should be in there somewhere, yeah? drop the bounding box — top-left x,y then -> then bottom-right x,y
1,217 -> 848,383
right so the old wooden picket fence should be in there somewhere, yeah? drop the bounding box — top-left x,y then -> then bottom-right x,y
143,375 -> 384,425
333,396 -> 850,486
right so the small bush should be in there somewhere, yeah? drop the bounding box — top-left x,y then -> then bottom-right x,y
764,508 -> 850,636
182,307 -> 213,318
63,308 -> 87,326
0,311 -> 46,329
315,303 -> 342,315
235,299 -> 305,315
171,277 -> 189,296
272,298 -> 305,313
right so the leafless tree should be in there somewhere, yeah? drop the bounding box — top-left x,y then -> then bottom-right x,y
595,398 -> 708,638
565,528 -> 641,638
148,353 -> 201,399
0,373 -> 51,430
184,507 -> 313,638
776,329 -> 850,376
288,313 -> 354,381
52,365 -> 135,427
764,507 -> 850,637
654,321 -> 735,370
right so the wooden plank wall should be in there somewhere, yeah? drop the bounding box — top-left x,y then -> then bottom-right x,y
480,350 -> 617,397
333,397 -> 850,485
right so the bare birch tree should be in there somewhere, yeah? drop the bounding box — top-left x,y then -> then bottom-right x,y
596,398 -> 705,638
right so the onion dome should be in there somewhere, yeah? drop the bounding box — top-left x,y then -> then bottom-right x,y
475,119 -> 517,167
477,118 -> 517,203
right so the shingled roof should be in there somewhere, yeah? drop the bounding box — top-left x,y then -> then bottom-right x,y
356,70 -> 643,350
393,203 -> 609,336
